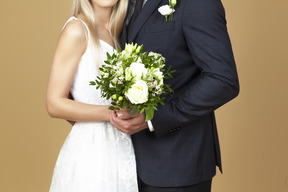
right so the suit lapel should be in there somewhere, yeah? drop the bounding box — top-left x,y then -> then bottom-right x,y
120,0 -> 135,48
120,26 -> 127,49
128,0 -> 162,43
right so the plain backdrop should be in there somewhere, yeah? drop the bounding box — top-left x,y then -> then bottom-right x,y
0,0 -> 288,191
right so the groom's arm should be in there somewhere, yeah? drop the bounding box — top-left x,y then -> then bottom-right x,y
151,0 -> 239,137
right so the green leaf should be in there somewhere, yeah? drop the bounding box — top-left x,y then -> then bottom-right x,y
89,81 -> 96,85
153,105 -> 158,110
140,108 -> 145,114
108,106 -> 115,110
106,52 -> 111,59
167,65 -> 171,72
145,107 -> 154,121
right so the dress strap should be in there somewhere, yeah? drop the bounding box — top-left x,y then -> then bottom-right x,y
62,16 -> 90,41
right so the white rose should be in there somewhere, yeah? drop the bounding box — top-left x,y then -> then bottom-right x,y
129,62 -> 147,80
125,80 -> 149,104
158,5 -> 175,16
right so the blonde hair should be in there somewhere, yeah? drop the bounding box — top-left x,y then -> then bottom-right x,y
72,0 -> 128,66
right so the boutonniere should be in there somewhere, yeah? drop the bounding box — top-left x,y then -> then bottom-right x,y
158,0 -> 177,22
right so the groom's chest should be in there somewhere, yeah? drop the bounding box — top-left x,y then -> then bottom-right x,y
130,0 -> 186,53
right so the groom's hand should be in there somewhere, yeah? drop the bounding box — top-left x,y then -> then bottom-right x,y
110,110 -> 148,135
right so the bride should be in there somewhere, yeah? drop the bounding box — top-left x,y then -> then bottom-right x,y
46,0 -> 138,191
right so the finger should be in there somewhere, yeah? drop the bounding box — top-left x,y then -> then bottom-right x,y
116,111 -> 123,117
113,114 -> 130,125
113,111 -> 129,124
110,111 -> 123,128
116,112 -> 131,120
127,115 -> 145,125
110,118 -> 127,133
112,111 -> 146,134
111,112 -> 132,132
112,110 -> 118,117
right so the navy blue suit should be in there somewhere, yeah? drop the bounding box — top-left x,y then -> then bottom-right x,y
120,0 -> 239,188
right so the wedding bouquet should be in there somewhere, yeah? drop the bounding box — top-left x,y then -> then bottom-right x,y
89,43 -> 174,121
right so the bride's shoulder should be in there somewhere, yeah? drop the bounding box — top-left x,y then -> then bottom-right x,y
61,18 -> 87,42
56,18 -> 88,55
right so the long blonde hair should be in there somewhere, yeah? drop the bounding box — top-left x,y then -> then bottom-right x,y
72,0 -> 128,66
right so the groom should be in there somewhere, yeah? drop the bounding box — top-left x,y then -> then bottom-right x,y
111,0 -> 239,191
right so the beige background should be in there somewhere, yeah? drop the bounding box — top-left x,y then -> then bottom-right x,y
1,0 -> 288,191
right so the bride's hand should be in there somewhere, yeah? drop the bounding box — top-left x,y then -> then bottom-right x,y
116,108 -> 140,120
110,110 -> 148,135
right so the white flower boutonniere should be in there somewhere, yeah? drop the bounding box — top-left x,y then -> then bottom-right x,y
158,0 -> 177,22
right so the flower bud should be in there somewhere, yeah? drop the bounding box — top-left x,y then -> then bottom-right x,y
132,44 -> 137,52
112,94 -> 117,100
125,43 -> 133,53
135,45 -> 143,54
125,68 -> 132,81
170,0 -> 177,6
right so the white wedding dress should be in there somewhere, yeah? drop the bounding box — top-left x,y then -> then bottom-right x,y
49,17 -> 138,192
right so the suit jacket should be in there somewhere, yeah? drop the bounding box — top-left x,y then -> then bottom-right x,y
120,0 -> 239,187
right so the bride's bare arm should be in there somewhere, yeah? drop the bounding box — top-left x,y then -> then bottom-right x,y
46,20 -> 110,122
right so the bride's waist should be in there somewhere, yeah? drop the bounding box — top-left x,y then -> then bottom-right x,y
72,121 -> 111,128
